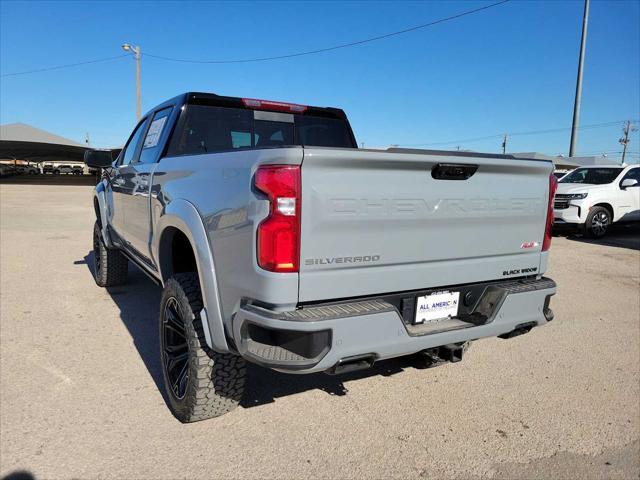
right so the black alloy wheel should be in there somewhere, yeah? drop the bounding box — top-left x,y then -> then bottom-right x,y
161,297 -> 190,400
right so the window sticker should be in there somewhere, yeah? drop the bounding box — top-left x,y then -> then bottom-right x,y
143,116 -> 167,148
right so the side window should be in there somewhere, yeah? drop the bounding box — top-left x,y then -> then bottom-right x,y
622,168 -> 640,183
118,119 -> 148,166
138,107 -> 173,164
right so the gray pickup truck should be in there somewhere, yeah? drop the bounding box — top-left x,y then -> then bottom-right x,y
86,92 -> 557,423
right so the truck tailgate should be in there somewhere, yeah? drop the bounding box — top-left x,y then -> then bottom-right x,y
298,148 -> 552,302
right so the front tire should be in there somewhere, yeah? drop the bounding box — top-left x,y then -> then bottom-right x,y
160,273 -> 246,422
92,221 -> 128,286
584,206 -> 611,238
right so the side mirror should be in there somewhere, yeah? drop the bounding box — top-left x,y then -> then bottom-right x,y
84,149 -> 114,168
621,178 -> 638,189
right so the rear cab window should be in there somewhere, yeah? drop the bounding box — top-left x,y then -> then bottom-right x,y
168,106 -> 253,156
166,96 -> 356,157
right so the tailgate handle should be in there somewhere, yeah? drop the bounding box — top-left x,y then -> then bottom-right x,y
431,163 -> 478,180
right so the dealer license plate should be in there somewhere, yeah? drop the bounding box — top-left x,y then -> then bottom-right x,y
414,291 -> 460,324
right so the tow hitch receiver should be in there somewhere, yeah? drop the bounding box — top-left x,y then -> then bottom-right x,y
414,343 -> 465,368
438,344 -> 464,363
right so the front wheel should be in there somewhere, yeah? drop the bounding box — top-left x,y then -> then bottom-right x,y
160,273 -> 246,422
584,206 -> 611,238
92,221 -> 128,286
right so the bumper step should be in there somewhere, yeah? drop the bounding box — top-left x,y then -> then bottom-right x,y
280,299 -> 394,321
246,341 -> 307,362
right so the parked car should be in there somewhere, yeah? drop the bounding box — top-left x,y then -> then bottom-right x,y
553,169 -> 572,179
87,92 -> 557,423
54,165 -> 74,175
13,164 -> 38,175
73,165 -> 84,175
43,164 -> 54,174
554,165 -> 640,237
0,164 -> 15,177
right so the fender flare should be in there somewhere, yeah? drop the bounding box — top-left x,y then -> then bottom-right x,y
94,181 -> 114,248
153,199 -> 230,353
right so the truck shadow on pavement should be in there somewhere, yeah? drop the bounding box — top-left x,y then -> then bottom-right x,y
78,252 -> 419,411
1,470 -> 36,480
556,223 -> 640,251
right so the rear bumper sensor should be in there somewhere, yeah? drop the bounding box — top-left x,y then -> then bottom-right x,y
233,277 -> 556,373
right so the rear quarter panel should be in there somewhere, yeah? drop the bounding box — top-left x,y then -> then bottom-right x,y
151,147 -> 303,325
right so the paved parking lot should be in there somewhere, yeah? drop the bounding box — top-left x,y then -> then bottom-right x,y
1,184 -> 639,479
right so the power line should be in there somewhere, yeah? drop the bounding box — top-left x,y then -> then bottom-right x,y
1,54 -> 129,78
407,133 -> 503,147
577,150 -> 639,155
510,120 -> 625,137
400,120 -> 637,147
0,1 -> 511,77
143,0 -> 511,64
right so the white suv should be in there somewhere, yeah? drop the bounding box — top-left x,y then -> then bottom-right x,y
554,165 -> 640,237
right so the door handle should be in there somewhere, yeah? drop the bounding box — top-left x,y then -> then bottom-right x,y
431,163 -> 478,180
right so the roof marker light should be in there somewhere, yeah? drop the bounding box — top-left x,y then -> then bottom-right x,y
242,98 -> 307,113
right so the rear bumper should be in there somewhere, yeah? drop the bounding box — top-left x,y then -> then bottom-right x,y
232,277 -> 556,374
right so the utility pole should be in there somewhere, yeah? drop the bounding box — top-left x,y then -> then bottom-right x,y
502,134 -> 508,154
569,0 -> 590,157
122,43 -> 141,120
619,121 -> 637,164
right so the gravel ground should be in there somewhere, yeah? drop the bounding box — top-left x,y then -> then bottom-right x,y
1,184 -> 639,479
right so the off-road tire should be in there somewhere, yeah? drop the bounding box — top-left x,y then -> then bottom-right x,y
160,273 -> 246,422
583,206 -> 610,238
92,221 -> 128,287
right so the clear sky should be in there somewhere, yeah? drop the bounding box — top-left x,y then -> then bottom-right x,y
1,0 -> 639,162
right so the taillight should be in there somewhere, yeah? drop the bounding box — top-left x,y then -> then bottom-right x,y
542,172 -> 558,252
242,98 -> 307,113
255,165 -> 301,272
